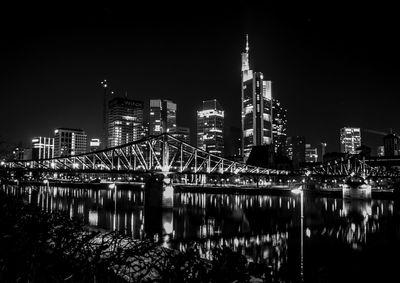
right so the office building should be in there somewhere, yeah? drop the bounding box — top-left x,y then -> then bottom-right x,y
54,128 -> 87,157
305,144 -> 318,163
286,136 -> 306,168
241,35 -> 273,158
224,126 -> 242,159
32,137 -> 54,159
272,98 -> 287,155
197,99 -> 224,156
107,97 -> 144,147
318,142 -> 327,162
383,133 -> 399,156
12,148 -> 31,160
170,126 -> 190,143
149,99 -> 177,135
340,127 -> 361,154
377,145 -> 385,157
100,79 -> 117,149
89,138 -> 101,152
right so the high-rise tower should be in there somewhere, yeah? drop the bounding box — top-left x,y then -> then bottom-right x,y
107,97 -> 144,147
272,98 -> 287,155
54,128 -> 87,157
241,35 -> 273,159
197,99 -> 224,156
149,99 -> 177,135
340,127 -> 361,154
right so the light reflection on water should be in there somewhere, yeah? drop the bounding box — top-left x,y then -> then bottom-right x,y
2,184 -> 399,283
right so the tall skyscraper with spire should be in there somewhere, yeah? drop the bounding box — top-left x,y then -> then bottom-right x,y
101,79 -> 108,149
241,35 -> 273,159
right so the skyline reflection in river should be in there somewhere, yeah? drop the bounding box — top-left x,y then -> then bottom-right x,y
2,184 -> 399,283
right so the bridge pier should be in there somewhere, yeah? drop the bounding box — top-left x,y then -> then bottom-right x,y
143,173 -> 174,242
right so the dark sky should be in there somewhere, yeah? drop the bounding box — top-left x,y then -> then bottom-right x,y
1,3 -> 400,153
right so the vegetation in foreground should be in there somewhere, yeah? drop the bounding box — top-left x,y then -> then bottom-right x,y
0,190 -> 273,282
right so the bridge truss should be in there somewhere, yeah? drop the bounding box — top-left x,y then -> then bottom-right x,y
304,155 -> 400,178
3,133 -> 287,176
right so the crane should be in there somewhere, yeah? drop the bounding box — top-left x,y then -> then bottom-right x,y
363,128 -> 394,136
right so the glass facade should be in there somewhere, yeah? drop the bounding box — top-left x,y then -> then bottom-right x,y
241,36 -> 272,159
149,99 -> 177,135
340,127 -> 361,154
305,144 -> 318,163
54,128 -> 87,157
107,97 -> 144,148
31,136 -> 54,160
170,126 -> 190,144
272,98 -> 287,155
197,99 -> 224,156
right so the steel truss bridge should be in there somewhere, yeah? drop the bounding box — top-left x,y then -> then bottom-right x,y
3,134 -> 400,180
303,155 -> 400,178
3,134 -> 287,176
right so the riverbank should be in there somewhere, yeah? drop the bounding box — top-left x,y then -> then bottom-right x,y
3,179 -> 399,200
2,179 -> 145,190
174,184 -> 400,200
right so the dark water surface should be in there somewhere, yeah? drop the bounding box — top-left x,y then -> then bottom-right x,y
2,184 -> 400,283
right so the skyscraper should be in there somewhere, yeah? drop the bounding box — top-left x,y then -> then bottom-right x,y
272,98 -> 287,155
149,99 -> 177,135
286,136 -> 306,168
241,35 -> 273,158
101,79 -> 108,149
32,137 -> 54,159
383,133 -> 399,156
318,142 -> 327,162
197,99 -> 224,156
54,128 -> 87,157
100,79 -> 115,149
305,144 -> 318,163
170,126 -> 190,143
340,127 -> 361,154
107,97 -> 144,147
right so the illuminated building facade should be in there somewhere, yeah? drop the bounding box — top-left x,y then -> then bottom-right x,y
89,138 -> 101,152
197,99 -> 224,156
377,145 -> 385,157
107,97 -> 144,147
272,98 -> 287,155
149,99 -> 177,135
100,79 -> 116,149
32,137 -> 54,159
340,127 -> 361,154
54,128 -> 87,157
241,35 -> 273,158
305,144 -> 318,163
170,126 -> 190,144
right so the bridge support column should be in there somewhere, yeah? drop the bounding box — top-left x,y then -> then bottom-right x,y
143,173 -> 174,241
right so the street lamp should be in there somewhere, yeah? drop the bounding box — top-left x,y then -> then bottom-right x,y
291,185 -> 304,283
109,182 -> 117,230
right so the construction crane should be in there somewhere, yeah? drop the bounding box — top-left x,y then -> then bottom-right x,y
363,128 -> 394,136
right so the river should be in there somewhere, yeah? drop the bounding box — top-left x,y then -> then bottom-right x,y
2,183 -> 399,283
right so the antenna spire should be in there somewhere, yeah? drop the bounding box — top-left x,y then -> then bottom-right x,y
245,34 -> 249,53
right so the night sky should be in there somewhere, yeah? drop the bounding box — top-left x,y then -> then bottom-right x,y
1,3 -> 399,154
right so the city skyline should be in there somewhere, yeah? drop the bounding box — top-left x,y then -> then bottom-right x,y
1,4 -> 400,153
